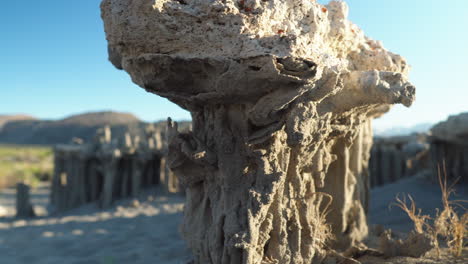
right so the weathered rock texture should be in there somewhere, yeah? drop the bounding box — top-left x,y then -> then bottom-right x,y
369,134 -> 429,187
51,125 -> 180,212
101,0 -> 415,263
430,112 -> 468,184
379,230 -> 436,258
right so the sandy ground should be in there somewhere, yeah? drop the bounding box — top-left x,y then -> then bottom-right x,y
0,185 -> 191,264
0,174 -> 466,264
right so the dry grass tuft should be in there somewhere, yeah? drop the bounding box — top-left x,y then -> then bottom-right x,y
393,193 -> 431,234
394,163 -> 467,258
448,212 -> 467,257
311,192 -> 335,248
433,164 -> 467,257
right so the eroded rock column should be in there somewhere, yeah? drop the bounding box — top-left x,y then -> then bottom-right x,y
430,113 -> 468,184
101,1 -> 415,263
16,183 -> 35,218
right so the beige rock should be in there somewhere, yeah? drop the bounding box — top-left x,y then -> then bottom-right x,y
101,0 -> 415,263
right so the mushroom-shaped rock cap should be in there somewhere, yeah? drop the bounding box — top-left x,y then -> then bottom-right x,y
101,0 -> 415,115
101,1 -> 417,262
431,112 -> 468,144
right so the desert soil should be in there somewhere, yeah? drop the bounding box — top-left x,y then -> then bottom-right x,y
0,175 -> 466,264
0,185 -> 191,264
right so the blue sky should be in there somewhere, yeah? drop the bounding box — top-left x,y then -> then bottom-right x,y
1,1 -> 467,130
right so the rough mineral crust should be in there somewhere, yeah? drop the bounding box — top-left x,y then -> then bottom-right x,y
101,0 -> 415,263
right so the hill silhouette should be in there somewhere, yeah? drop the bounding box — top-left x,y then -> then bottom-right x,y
0,115 -> 36,130
0,111 -> 185,145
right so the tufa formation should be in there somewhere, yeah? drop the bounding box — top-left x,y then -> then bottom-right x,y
101,0 -> 415,263
369,134 -> 429,187
51,125 -> 181,212
430,112 -> 468,184
16,183 -> 36,218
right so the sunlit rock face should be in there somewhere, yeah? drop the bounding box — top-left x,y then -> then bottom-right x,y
101,0 -> 415,263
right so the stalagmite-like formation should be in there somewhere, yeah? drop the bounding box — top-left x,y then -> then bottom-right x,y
369,134 -> 429,187
101,0 -> 415,263
16,183 -> 36,218
51,126 -> 180,211
430,112 -> 468,184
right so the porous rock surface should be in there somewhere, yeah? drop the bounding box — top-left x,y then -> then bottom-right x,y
101,0 -> 415,263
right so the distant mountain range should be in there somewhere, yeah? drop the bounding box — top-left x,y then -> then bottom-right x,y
0,115 -> 36,130
0,111 -> 189,145
374,123 -> 433,137
0,111 -> 435,145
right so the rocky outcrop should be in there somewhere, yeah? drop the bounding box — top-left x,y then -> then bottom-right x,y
16,183 -> 36,218
101,0 -> 415,263
430,112 -> 468,184
51,125 -> 180,212
370,134 -> 430,187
